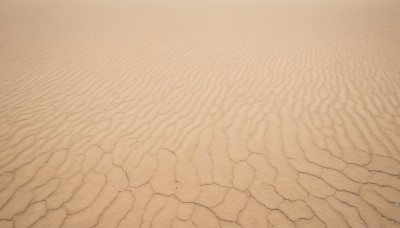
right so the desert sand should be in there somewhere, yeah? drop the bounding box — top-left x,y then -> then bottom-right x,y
0,0 -> 400,227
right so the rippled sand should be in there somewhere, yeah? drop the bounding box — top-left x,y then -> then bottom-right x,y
1,0 -> 400,227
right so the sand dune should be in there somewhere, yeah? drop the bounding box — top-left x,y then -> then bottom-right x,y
1,0 -> 400,227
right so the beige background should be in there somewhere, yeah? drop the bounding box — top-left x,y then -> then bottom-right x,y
0,0 -> 400,227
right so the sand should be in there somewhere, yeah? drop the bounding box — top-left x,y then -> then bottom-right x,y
0,0 -> 400,227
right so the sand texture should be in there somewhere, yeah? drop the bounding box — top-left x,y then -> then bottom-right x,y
1,0 -> 400,227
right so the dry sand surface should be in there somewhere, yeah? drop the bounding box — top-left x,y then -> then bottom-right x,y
1,0 -> 400,227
